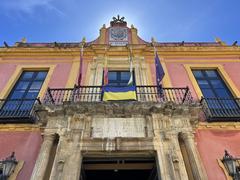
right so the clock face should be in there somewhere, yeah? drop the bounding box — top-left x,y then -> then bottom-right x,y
109,27 -> 128,46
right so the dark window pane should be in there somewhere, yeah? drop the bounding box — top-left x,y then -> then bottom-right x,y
197,80 -> 209,88
202,89 -> 216,98
19,100 -> 35,111
210,80 -> 224,88
107,71 -> 134,86
121,72 -> 130,80
205,70 -> 218,77
2,71 -> 47,118
215,89 -> 231,98
224,99 -> 238,109
193,71 -> 204,78
206,99 -> 222,109
21,72 -> 34,80
25,90 -> 39,99
3,100 -> 21,111
119,82 -> 128,86
108,83 -> 118,86
36,72 -> 47,80
10,91 -> 25,99
30,81 -> 43,90
16,81 -> 30,90
193,69 -> 234,99
108,72 -> 117,81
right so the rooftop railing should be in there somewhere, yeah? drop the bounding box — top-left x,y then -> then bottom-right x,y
201,97 -> 240,122
43,86 -> 193,105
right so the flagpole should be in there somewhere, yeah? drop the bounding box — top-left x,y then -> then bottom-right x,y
127,45 -> 133,86
103,47 -> 108,86
152,37 -> 157,59
77,38 -> 86,87
152,37 -> 165,98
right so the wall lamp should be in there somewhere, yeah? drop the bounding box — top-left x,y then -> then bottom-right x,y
0,152 -> 18,180
222,150 -> 240,180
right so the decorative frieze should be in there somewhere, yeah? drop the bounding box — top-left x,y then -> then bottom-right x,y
31,101 -> 206,180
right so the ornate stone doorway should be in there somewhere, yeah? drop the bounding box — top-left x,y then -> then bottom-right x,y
80,157 -> 159,180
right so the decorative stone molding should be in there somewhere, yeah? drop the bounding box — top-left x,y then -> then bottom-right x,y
30,133 -> 55,180
32,101 -> 207,180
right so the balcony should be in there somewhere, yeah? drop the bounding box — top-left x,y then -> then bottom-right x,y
201,97 -> 240,122
43,86 -> 193,105
0,99 -> 40,123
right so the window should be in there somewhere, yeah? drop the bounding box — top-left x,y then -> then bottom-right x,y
193,69 -> 239,119
192,70 -> 233,99
107,71 -> 134,86
1,71 -> 47,116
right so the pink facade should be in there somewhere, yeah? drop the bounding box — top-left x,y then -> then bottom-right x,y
196,129 -> 240,180
0,132 -> 42,180
165,58 -> 240,179
165,60 -> 240,100
0,61 -> 73,92
0,20 -> 239,180
0,60 -> 73,179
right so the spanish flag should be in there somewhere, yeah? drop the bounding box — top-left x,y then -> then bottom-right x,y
103,86 -> 137,101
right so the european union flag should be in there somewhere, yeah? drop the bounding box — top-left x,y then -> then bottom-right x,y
155,52 -> 165,85
103,86 -> 137,101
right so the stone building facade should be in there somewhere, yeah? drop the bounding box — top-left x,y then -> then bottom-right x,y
0,16 -> 240,180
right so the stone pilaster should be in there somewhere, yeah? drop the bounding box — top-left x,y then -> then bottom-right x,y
152,114 -> 172,180
31,133 -> 55,180
181,132 -> 208,180
61,131 -> 83,180
171,133 -> 189,180
49,134 -> 66,180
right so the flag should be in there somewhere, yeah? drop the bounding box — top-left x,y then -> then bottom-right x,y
103,55 -> 108,85
154,49 -> 165,85
103,86 -> 137,101
127,47 -> 133,86
77,45 -> 84,86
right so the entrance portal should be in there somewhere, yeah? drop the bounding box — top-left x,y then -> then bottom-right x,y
80,157 -> 159,180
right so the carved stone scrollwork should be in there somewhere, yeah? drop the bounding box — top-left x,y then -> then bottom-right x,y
33,100 -> 206,180
105,138 -> 116,151
170,147 -> 179,163
161,131 -> 172,141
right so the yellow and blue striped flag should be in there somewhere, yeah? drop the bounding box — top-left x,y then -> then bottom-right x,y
103,86 -> 137,101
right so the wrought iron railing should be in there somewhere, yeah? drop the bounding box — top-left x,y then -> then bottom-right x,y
43,86 -> 193,105
0,98 -> 41,123
201,97 -> 240,121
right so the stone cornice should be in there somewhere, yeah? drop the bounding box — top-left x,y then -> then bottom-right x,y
0,124 -> 41,131
37,101 -> 199,118
197,122 -> 240,130
0,44 -> 240,58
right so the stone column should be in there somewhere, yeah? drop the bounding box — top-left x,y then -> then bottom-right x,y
61,132 -> 83,180
49,135 -> 66,180
152,114 -> 172,180
61,146 -> 82,180
134,62 -> 142,86
171,133 -> 189,180
31,133 -> 55,180
155,142 -> 172,180
88,62 -> 97,86
95,62 -> 104,86
181,132 -> 208,180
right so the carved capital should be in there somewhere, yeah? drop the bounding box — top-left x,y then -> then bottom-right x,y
43,133 -> 55,142
180,132 -> 194,141
162,131 -> 171,141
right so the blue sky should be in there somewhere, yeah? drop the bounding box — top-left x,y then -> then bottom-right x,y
0,0 -> 240,46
